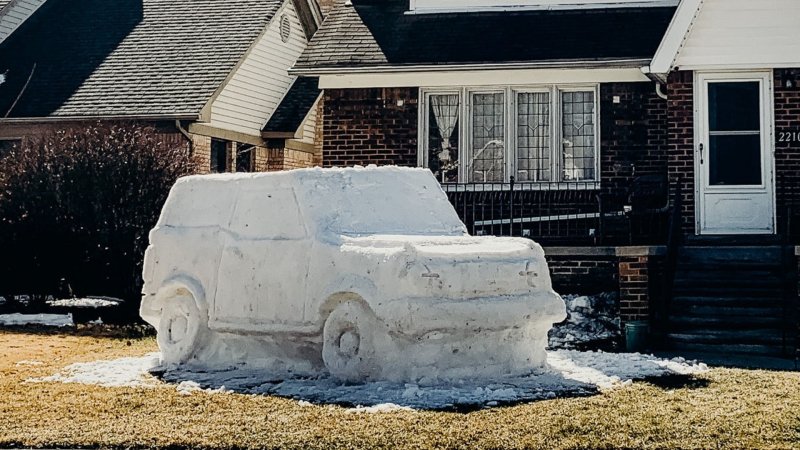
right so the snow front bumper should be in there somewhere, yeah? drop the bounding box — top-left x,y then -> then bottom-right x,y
375,291 -> 567,337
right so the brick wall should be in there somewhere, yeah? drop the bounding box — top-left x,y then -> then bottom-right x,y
774,68 -> 800,234
546,254 -> 619,295
618,256 -> 651,322
600,82 -> 669,193
322,88 -> 418,168
191,134 -> 212,174
666,70 -> 695,234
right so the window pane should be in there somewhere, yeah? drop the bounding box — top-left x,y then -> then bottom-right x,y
561,91 -> 596,181
236,143 -> 255,172
708,82 -> 760,132
211,139 -> 228,173
469,92 -> 505,182
427,94 -> 460,183
709,135 -> 762,186
517,92 -> 550,182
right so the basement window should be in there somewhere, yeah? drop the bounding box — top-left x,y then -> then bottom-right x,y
420,85 -> 599,184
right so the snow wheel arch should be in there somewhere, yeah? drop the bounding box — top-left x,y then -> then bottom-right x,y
156,287 -> 207,364
322,299 -> 380,382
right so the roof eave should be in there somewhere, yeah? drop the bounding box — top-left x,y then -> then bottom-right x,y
0,113 -> 201,124
290,58 -> 655,76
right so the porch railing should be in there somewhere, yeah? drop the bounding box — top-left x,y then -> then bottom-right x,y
442,177 -> 670,246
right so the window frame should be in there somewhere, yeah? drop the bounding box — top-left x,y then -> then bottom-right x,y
419,84 -> 600,188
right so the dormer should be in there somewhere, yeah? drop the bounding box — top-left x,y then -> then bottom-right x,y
409,0 -> 678,13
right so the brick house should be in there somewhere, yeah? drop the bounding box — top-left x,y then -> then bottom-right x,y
0,0 -> 325,173
291,0 -> 800,358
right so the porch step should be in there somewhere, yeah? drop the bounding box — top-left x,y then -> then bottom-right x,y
661,244 -> 796,359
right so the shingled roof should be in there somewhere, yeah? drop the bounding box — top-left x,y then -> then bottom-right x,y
293,0 -> 677,72
0,0 -> 284,119
262,77 -> 320,135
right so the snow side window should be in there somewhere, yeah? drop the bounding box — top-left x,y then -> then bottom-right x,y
420,86 -> 599,184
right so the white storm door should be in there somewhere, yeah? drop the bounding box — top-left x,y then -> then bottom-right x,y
696,72 -> 775,235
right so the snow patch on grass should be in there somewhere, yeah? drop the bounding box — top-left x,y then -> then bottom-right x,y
0,313 -> 73,327
30,353 -> 161,388
32,350 -> 708,410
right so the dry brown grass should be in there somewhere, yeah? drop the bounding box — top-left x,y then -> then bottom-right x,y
1,328 -> 799,450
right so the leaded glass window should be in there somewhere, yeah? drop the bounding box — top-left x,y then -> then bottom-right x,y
517,92 -> 551,182
561,91 -> 596,181
468,92 -> 505,182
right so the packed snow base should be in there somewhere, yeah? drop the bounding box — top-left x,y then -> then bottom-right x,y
549,292 -> 621,351
33,351 -> 708,410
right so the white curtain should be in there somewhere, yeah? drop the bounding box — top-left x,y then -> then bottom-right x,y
430,95 -> 459,150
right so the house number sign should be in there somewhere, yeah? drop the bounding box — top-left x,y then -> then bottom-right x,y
778,129 -> 800,143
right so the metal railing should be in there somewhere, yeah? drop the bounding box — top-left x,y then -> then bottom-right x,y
442,177 -> 671,246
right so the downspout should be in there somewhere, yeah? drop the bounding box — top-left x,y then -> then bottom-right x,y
655,82 -> 668,101
175,119 -> 194,156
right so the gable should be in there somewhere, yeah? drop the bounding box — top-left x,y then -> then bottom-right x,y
209,0 -> 310,137
676,0 -> 800,70
652,0 -> 800,73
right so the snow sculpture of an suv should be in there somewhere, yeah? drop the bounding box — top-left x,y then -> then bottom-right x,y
140,167 -> 566,382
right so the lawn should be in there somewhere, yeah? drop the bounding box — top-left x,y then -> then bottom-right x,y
1,328 -> 799,450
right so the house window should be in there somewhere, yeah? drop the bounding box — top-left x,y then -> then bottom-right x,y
425,93 -> 460,183
420,85 -> 599,184
468,92 -> 505,182
210,139 -> 229,173
236,144 -> 255,172
0,139 -> 20,158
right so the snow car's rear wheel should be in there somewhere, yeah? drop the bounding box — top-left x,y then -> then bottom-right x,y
157,290 -> 205,364
322,300 -> 379,382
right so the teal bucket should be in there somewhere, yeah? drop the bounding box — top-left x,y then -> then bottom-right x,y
625,321 -> 649,353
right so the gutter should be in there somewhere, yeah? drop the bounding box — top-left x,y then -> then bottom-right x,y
0,113 -> 201,124
290,58 -> 653,76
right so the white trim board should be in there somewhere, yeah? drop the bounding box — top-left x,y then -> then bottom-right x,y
319,68 -> 649,89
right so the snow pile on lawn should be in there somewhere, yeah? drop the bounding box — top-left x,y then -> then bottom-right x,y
33,353 -> 162,388
47,297 -> 121,308
0,313 -> 73,327
32,350 -> 708,410
549,292 -> 621,351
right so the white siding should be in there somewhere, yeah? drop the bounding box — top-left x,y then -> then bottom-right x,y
675,0 -> 800,69
210,0 -> 307,137
297,94 -> 320,144
0,0 -> 47,43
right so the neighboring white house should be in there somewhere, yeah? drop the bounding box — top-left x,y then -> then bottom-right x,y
0,0 -> 47,44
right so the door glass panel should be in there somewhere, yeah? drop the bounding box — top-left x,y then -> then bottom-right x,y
709,135 -> 762,186
707,81 -> 762,186
708,82 -> 760,132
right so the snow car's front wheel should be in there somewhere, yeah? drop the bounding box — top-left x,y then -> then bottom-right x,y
322,299 -> 379,382
157,289 -> 206,364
